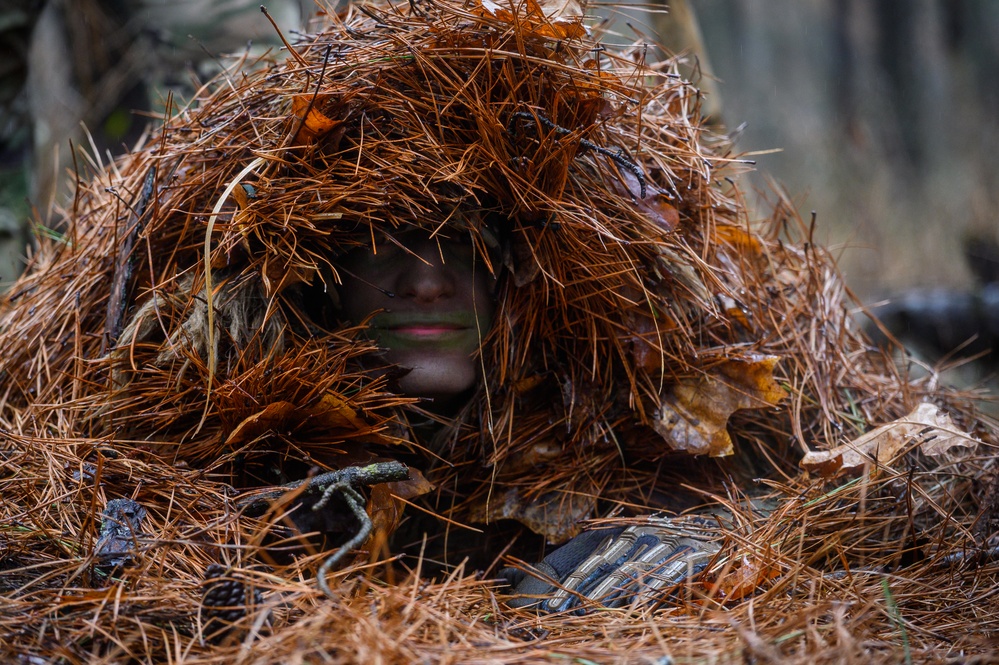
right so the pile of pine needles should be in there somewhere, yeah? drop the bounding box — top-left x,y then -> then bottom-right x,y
0,0 -> 996,661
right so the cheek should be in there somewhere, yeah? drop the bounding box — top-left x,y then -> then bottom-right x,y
470,273 -> 497,326
337,263 -> 395,322
339,287 -> 373,323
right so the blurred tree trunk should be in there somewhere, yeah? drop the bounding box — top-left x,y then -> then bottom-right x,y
691,0 -> 999,299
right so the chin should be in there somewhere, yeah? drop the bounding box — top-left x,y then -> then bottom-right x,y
392,352 -> 479,399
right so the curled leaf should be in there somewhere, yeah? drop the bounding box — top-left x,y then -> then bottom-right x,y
800,402 -> 979,477
225,392 -> 371,448
653,355 -> 785,456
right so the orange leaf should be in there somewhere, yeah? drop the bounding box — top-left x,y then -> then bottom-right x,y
701,554 -> 780,601
291,94 -> 339,144
653,355 -> 786,456
713,224 -> 763,255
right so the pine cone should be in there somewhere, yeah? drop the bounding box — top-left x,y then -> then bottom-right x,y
200,563 -> 263,639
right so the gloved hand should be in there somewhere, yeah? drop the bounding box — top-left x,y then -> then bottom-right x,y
502,517 -> 720,613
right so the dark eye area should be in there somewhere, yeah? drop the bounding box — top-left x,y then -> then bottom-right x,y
440,238 -> 476,264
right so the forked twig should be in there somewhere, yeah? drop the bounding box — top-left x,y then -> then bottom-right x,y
235,461 -> 409,599
508,111 -> 648,198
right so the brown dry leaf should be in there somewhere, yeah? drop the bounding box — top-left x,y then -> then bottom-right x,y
504,232 -> 541,286
608,166 -> 679,232
653,355 -> 785,456
627,313 -> 680,372
225,393 -> 369,448
467,488 -> 595,543
312,392 -> 369,431
476,0 -> 585,39
512,374 -> 546,394
225,401 -> 300,447
260,253 -> 313,295
800,402 -> 979,477
701,554 -> 780,602
644,197 -> 680,231
291,94 -> 339,144
367,468 -> 435,551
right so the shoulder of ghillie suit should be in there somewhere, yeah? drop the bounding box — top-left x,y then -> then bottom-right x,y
0,0 -> 915,541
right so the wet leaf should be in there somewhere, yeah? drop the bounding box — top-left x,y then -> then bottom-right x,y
607,164 -> 679,232
800,402 -> 979,477
653,355 -> 785,456
655,247 -> 712,306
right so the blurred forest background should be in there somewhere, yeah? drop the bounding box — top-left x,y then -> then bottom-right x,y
2,0 -> 997,308
690,0 -> 999,305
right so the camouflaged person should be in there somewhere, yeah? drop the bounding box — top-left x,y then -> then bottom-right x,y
0,0 -> 795,617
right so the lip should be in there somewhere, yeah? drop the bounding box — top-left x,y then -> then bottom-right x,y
384,324 -> 466,339
366,311 -> 485,348
369,311 -> 480,330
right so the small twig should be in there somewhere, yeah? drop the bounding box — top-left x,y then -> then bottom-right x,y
235,461 -> 410,510
508,111 -> 647,198
260,5 -> 309,67
316,485 -> 372,599
103,167 -> 155,352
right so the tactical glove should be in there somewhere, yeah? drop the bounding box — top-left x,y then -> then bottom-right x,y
502,517 -> 719,613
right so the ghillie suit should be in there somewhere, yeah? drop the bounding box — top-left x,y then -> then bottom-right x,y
1,1 -> 997,662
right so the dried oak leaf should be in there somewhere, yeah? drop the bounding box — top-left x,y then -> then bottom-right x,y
653,355 -> 786,457
800,402 -> 979,477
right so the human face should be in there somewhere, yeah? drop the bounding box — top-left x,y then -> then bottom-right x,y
337,234 -> 495,401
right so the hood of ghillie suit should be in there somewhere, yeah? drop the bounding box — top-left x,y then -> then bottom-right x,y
0,0 -> 936,544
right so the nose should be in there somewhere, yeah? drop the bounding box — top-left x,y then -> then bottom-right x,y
395,242 -> 456,302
